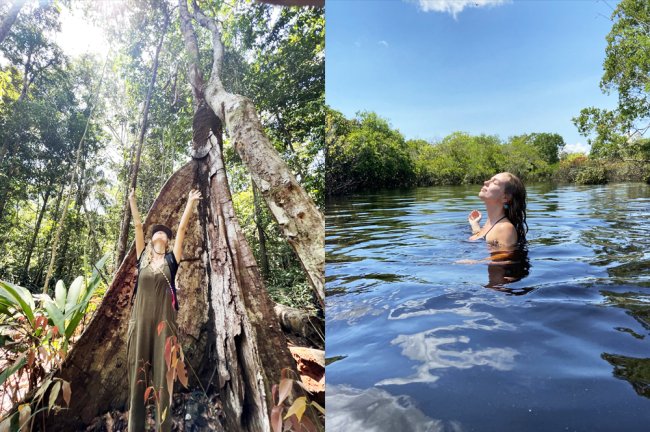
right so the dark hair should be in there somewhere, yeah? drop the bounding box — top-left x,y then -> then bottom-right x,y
502,172 -> 528,243
151,224 -> 173,240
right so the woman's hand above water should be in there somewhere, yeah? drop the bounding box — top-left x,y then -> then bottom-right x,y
468,209 -> 482,234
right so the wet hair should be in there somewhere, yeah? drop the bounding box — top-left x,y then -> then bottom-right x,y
502,172 -> 528,244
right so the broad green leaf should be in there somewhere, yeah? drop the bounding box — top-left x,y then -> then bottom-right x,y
65,276 -> 84,314
54,280 -> 67,312
0,281 -> 35,328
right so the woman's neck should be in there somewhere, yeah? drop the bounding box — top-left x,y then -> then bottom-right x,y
152,242 -> 166,256
484,201 -> 506,224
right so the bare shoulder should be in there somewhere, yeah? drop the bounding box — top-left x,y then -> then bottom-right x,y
492,220 -> 517,244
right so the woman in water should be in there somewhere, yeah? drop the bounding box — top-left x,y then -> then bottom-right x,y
468,171 -> 528,249
126,186 -> 201,432
465,172 -> 531,289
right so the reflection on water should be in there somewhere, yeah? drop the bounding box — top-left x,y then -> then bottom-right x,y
327,384 -> 464,432
485,248 -> 532,292
326,183 -> 650,431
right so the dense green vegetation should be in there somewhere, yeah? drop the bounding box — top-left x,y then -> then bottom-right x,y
326,108 -> 570,195
326,107 -> 650,196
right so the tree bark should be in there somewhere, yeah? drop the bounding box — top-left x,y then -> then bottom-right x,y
189,1 -> 325,308
0,159 -> 19,223
178,4 -> 296,427
0,0 -> 26,45
115,10 -> 169,268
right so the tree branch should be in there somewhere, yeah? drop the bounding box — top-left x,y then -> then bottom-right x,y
189,0 -> 225,94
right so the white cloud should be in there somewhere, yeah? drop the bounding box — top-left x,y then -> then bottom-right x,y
411,0 -> 510,18
563,142 -> 591,155
378,40 -> 389,47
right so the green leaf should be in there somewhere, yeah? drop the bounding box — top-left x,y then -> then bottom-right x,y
0,281 -> 35,328
0,354 -> 27,387
34,377 -> 52,404
54,280 -> 67,312
43,299 -> 67,351
65,276 -> 84,314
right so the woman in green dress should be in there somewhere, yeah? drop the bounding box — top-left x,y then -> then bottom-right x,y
126,187 -> 201,432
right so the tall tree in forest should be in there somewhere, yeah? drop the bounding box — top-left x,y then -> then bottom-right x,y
573,0 -> 650,159
0,4 -> 64,223
187,0 -> 325,307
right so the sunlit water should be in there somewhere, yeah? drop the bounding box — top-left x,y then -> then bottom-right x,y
325,183 -> 650,432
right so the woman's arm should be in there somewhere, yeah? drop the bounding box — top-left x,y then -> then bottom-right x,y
129,187 -> 145,260
173,189 -> 202,263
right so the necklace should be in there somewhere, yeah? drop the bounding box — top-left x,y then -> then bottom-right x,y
150,255 -> 166,272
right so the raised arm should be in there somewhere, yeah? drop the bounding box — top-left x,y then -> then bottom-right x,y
129,187 -> 145,260
468,209 -> 482,235
173,189 -> 202,263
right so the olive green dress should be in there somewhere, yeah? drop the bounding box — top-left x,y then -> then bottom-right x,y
127,256 -> 178,432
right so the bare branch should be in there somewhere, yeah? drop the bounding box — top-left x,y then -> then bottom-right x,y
189,0 -> 224,93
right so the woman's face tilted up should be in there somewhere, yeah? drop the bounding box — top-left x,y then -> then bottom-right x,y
478,172 -> 511,206
152,230 -> 169,250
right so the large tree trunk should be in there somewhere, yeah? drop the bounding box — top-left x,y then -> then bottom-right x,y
115,10 -> 169,268
188,2 -> 325,308
178,3 -> 296,427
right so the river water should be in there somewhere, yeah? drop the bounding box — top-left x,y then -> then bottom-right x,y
325,183 -> 650,432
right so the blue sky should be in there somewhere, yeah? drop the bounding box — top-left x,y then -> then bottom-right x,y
326,0 -> 620,153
